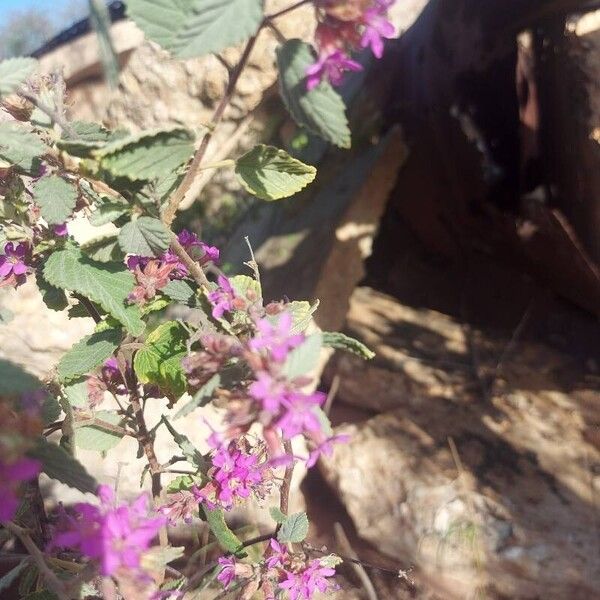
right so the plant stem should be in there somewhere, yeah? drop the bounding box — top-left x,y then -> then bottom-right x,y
169,234 -> 210,288
279,439 -> 295,517
265,0 -> 311,21
2,521 -> 70,600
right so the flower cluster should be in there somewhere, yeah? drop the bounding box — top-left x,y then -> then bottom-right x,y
52,485 -> 165,577
194,438 -> 272,511
128,229 -> 219,304
307,0 -> 396,89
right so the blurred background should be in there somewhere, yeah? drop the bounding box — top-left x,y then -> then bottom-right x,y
0,0 -> 599,598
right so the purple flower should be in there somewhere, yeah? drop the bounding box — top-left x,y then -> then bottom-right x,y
0,456 -> 41,521
360,7 -> 395,59
249,371 -> 290,413
51,485 -> 166,576
0,242 -> 28,279
278,559 -> 336,600
207,275 -> 236,319
277,391 -> 325,439
265,538 -> 288,569
217,557 -> 236,589
194,441 -> 268,511
306,434 -> 350,468
306,50 -> 362,90
249,312 -> 304,363
53,223 -> 68,237
126,255 -> 151,272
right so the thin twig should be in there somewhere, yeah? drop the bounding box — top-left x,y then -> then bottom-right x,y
2,521 -> 69,600
279,439 -> 295,517
265,0 -> 311,20
169,234 -> 211,288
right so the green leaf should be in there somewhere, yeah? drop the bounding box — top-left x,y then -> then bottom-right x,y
57,329 -> 122,382
74,411 -> 125,452
161,416 -> 204,468
0,560 -> 28,593
56,121 -> 110,157
29,438 -> 97,494
273,300 -> 318,334
63,378 -> 89,408
173,373 -> 220,419
0,359 -> 42,394
269,506 -> 287,524
204,508 -> 246,556
127,0 -> 263,59
133,321 -> 188,401
96,127 -> 194,181
43,247 -> 145,336
118,216 -> 170,257
235,144 -> 316,200
283,333 -> 322,378
37,276 -> 69,312
166,474 -> 200,493
32,176 -> 78,225
41,395 -> 61,425
162,279 -> 198,307
89,201 -> 129,226
322,331 -> 375,360
277,511 -> 309,543
0,57 -> 37,97
230,274 -> 261,303
81,234 -> 124,263
277,40 -> 351,148
0,122 -> 47,174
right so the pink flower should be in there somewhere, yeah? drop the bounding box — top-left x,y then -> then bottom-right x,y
249,371 -> 290,412
277,391 -> 325,439
0,242 -> 28,282
51,485 -> 166,576
249,312 -> 304,363
207,275 -> 237,319
0,456 -> 41,521
360,7 -> 395,58
278,559 -> 336,600
53,223 -> 68,237
217,557 -> 236,589
306,50 -> 362,90
306,433 -> 350,468
158,490 -> 199,524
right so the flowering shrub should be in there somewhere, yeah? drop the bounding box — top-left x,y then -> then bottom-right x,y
0,1 -> 391,598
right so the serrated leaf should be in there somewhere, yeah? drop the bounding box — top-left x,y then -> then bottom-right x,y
29,438 -> 97,494
0,359 -> 42,394
118,217 -> 170,257
173,373 -> 220,419
57,329 -> 122,382
277,40 -> 351,148
269,506 -> 286,524
89,201 -> 129,226
133,321 -> 188,401
96,128 -> 194,181
0,57 -> 37,97
81,234 -> 124,263
56,121 -> 110,157
74,411 -> 125,452
127,0 -> 263,59
161,416 -> 204,468
166,474 -> 200,493
204,508 -> 246,556
230,274 -> 261,302
287,300 -> 319,334
0,122 -> 47,174
235,144 -> 316,200
32,176 -> 78,225
283,333 -> 322,378
277,511 -> 309,543
43,247 -> 145,335
322,331 -> 375,360
0,560 -> 28,593
162,279 -> 198,307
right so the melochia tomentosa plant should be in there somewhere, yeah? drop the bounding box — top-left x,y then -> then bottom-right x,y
0,1 -> 395,598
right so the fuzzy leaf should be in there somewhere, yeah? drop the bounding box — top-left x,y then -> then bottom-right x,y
229,274 -> 261,302
118,216 -> 170,257
277,512 -> 309,543
322,331 -> 375,360
57,121 -> 110,157
133,321 -> 188,401
96,127 -> 194,181
235,144 -> 316,200
63,378 -> 89,408
162,279 -> 198,307
287,300 -> 319,334
81,234 -> 124,263
43,247 -> 144,335
0,57 -> 37,97
74,411 -> 125,452
269,506 -> 287,524
277,40 -> 350,148
204,508 -> 246,556
161,416 -> 204,468
29,438 -> 97,494
33,176 -> 78,225
57,329 -> 122,382
127,0 -> 263,58
89,201 -> 129,226
283,333 -> 322,378
0,122 -> 46,173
